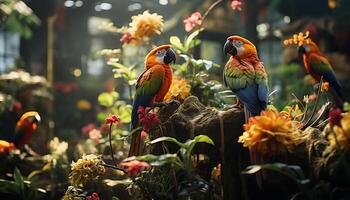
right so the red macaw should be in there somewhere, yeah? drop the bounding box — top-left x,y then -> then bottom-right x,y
13,111 -> 41,146
223,35 -> 269,121
129,45 -> 176,156
298,41 -> 343,107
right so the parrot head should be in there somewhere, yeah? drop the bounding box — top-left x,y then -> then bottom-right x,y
16,111 -> 41,131
145,45 -> 176,68
298,41 -> 320,57
224,36 -> 257,59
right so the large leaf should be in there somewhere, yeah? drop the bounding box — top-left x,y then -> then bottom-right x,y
98,92 -> 119,107
184,28 -> 203,51
242,163 -> 310,185
150,136 -> 184,148
170,36 -> 184,52
14,168 -> 25,198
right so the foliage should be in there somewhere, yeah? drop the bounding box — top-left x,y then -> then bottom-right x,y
0,168 -> 45,200
0,0 -> 40,38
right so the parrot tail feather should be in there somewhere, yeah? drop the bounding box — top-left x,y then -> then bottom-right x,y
128,129 -> 141,157
328,88 -> 344,109
243,105 -> 254,123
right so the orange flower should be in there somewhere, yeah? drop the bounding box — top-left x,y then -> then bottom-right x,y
164,76 -> 191,102
238,110 -> 302,157
129,10 -> 163,39
321,81 -> 330,92
283,31 -> 311,46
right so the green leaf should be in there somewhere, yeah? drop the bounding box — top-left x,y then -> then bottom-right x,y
14,168 -> 25,198
170,36 -> 184,51
98,92 -> 119,107
150,136 -> 184,148
184,28 -> 203,51
124,154 -> 183,169
185,135 -> 214,156
242,163 -> 309,185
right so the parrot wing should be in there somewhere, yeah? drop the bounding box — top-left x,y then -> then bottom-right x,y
131,65 -> 165,129
309,53 -> 342,97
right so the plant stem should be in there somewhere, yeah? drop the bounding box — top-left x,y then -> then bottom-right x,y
101,163 -> 126,173
108,123 -> 118,167
201,0 -> 224,22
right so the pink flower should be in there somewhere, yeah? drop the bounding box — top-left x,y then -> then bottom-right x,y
329,108 -> 342,127
308,94 -> 317,102
140,130 -> 149,140
120,160 -> 151,176
99,124 -> 110,133
120,32 -> 133,44
89,129 -> 101,144
183,12 -> 202,32
231,0 -> 242,11
82,123 -> 95,135
105,115 -> 122,126
137,106 -> 161,132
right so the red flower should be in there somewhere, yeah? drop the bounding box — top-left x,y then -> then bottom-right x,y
183,12 -> 202,32
231,0 -> 242,11
329,108 -> 342,127
86,192 -> 100,200
81,123 -> 95,135
105,115 -> 122,126
120,160 -> 151,176
99,124 -> 110,133
120,32 -> 133,44
137,106 -> 160,132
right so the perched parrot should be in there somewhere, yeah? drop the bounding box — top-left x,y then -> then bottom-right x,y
298,41 -> 344,107
0,111 -> 41,147
223,36 -> 268,187
129,45 -> 176,156
223,36 -> 269,121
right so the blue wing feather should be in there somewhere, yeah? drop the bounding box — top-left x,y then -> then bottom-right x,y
233,83 -> 267,116
322,71 -> 342,98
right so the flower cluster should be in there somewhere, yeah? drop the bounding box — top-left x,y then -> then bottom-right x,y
164,76 -> 191,103
327,111 -> 350,151
283,31 -> 311,46
88,129 -> 101,144
69,154 -> 105,187
137,106 -> 161,132
120,160 -> 151,176
238,110 -> 303,157
183,12 -> 202,32
49,137 -> 68,158
121,10 -> 163,45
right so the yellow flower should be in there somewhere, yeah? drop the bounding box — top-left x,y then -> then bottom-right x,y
164,76 -> 191,102
129,10 -> 163,39
76,99 -> 91,111
69,154 -> 105,187
238,110 -> 302,157
328,112 -> 350,150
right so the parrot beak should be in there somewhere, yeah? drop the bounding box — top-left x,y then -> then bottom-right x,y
224,40 -> 237,56
164,48 -> 176,64
298,45 -> 306,58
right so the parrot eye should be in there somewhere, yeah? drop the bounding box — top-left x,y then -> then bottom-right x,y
233,40 -> 244,47
156,50 -> 165,57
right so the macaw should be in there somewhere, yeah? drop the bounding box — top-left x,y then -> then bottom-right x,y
298,41 -> 343,107
223,36 -> 268,187
223,35 -> 269,121
129,45 -> 176,156
0,111 -> 41,147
